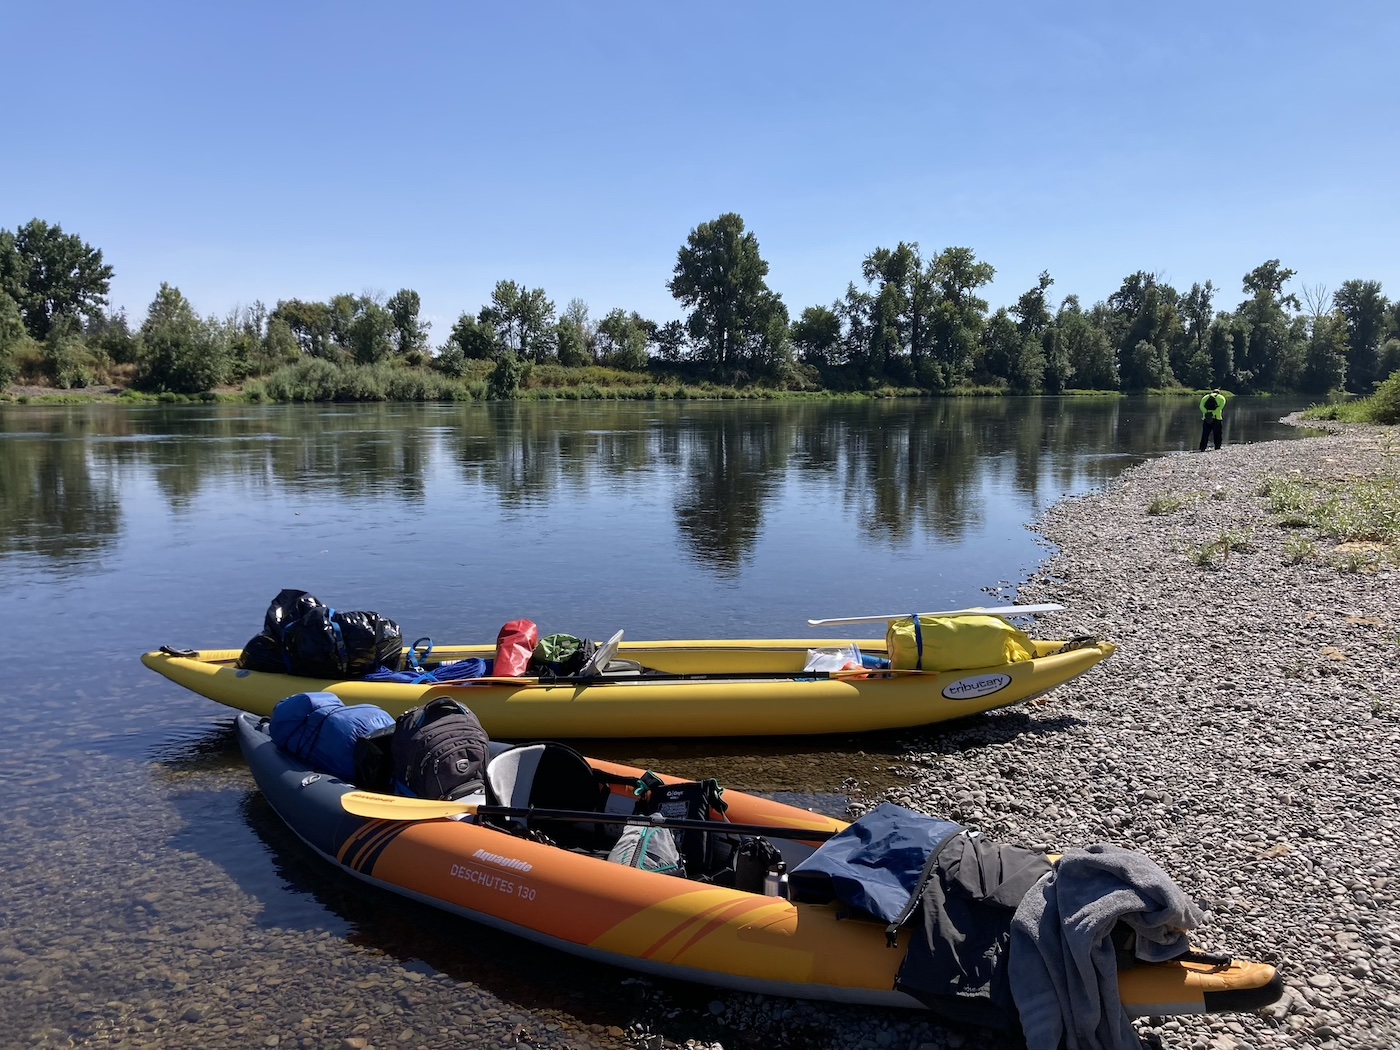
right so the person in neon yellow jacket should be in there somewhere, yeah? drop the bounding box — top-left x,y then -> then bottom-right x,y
1198,388 -> 1228,451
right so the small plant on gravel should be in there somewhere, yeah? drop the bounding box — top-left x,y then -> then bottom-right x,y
1190,528 -> 1256,567
1330,545 -> 1385,573
1283,536 -> 1316,564
1147,494 -> 1187,515
1314,480 -> 1400,543
1259,476 -> 1311,516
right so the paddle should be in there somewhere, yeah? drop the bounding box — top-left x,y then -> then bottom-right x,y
437,666 -> 932,687
806,602 -> 1064,627
339,790 -> 840,840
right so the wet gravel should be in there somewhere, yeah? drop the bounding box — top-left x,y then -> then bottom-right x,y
4,419 -> 1397,1050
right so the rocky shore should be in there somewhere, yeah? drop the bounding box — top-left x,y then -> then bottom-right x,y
856,420 -> 1393,1050
689,421 -> 1400,1050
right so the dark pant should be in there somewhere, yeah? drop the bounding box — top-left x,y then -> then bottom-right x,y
1199,418 -> 1222,450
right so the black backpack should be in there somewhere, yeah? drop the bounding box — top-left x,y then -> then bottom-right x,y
352,723 -> 397,792
389,698 -> 490,800
1204,395 -> 1219,411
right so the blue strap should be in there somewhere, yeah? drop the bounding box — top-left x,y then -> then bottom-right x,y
281,620 -> 294,673
911,613 -> 923,670
325,608 -> 347,668
406,636 -> 433,673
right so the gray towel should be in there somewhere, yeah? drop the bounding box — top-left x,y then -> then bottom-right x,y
1008,844 -> 1204,1050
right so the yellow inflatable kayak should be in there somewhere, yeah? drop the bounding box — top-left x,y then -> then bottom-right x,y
235,713 -> 1281,1024
144,633 -> 1115,739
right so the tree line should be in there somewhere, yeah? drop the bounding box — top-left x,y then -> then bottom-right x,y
3,214 -> 1398,399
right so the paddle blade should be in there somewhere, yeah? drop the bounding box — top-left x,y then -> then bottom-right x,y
340,790 -> 476,820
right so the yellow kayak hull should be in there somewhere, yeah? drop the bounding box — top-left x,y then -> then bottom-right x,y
143,637 -> 1115,738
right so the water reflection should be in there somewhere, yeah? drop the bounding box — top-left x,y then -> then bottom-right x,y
0,397 -> 1311,577
0,410 -> 122,561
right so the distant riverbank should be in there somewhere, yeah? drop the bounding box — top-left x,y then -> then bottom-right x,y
0,375 -> 1226,407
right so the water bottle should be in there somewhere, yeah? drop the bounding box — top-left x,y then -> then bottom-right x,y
763,861 -> 787,897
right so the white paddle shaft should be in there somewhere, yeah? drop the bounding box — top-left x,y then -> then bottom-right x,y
807,603 -> 1064,627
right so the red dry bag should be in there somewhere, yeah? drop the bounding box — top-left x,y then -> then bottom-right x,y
494,619 -> 539,677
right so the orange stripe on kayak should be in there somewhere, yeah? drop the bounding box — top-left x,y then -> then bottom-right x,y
638,895 -> 775,962
337,820 -> 385,866
339,819 -> 407,871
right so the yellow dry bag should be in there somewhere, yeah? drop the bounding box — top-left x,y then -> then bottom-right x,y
886,614 -> 1034,671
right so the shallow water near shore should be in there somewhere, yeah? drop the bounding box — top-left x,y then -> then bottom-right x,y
0,396 -> 1313,1048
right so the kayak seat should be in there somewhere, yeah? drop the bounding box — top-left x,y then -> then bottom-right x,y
484,741 -> 635,852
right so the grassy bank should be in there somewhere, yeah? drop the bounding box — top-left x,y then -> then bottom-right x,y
1,361 -> 1237,406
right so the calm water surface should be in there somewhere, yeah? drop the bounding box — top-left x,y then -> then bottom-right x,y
0,396 -> 1312,1047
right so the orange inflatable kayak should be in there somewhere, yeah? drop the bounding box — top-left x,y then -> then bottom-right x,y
235,713 -> 1281,1023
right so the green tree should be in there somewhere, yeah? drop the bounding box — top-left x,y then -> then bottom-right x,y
137,283 -> 227,393
740,290 -> 792,382
0,219 -> 114,339
215,302 -> 276,381
1299,312 -> 1348,395
514,284 -> 557,365
0,288 -> 25,387
1123,339 -> 1171,390
86,308 -> 138,365
1333,279 -> 1389,394
348,298 -> 395,364
653,319 -> 688,363
1055,296 -> 1117,390
977,308 -> 1020,385
271,299 -> 330,356
836,283 -> 874,378
449,312 -> 500,360
867,282 -> 903,382
487,350 -> 527,399
386,288 -> 430,357
861,242 -> 935,376
44,314 -> 89,388
927,246 -> 995,388
326,294 -> 359,353
668,213 -> 787,380
1379,338 -> 1400,383
596,309 -> 650,371
556,298 -> 595,367
791,306 -> 843,367
1107,272 -> 1180,390
1179,281 -> 1216,380
1236,260 -> 1300,390
1209,315 -> 1244,388
262,317 -> 301,371
481,280 -> 556,363
1012,271 -> 1058,392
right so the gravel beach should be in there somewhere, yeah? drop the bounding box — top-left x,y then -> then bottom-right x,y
792,420 -> 1398,1050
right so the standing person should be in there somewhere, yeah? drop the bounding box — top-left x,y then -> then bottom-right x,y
1198,387 -> 1227,451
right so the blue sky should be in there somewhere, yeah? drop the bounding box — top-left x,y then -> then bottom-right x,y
5,2 -> 1397,337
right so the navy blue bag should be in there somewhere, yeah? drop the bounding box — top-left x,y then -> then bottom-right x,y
268,692 -> 395,782
787,803 -> 963,924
